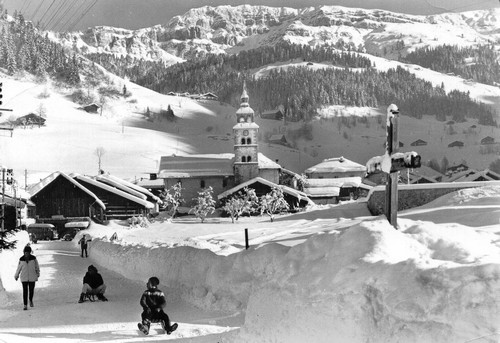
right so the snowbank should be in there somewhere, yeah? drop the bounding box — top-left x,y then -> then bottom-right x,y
0,231 -> 30,302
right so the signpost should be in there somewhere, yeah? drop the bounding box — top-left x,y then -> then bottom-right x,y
366,104 -> 422,229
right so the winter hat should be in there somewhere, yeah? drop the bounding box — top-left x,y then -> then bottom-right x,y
88,265 -> 97,272
23,245 -> 32,253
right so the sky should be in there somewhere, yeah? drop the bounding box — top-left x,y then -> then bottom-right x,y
1,0 -> 499,31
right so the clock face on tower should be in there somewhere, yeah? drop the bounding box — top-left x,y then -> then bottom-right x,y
243,130 -> 249,136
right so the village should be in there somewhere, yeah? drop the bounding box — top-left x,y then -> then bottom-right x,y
1,82 -> 499,241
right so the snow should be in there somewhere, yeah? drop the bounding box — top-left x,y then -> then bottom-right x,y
0,185 -> 499,342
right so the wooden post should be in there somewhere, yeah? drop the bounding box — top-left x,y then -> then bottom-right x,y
245,228 -> 249,250
385,104 -> 399,229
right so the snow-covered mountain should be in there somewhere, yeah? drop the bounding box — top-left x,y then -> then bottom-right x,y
60,5 -> 500,62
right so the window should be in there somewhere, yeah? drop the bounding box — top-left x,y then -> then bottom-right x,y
241,138 -> 246,145
246,138 -> 251,144
247,156 -> 252,162
223,177 -> 228,187
242,156 -> 247,162
200,180 -> 205,188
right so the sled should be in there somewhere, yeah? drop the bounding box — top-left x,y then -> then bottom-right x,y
137,322 -> 178,335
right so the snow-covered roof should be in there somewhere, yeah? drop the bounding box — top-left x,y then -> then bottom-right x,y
450,169 -> 500,182
104,174 -> 161,203
158,153 -> 281,178
28,171 -> 106,210
217,176 -> 313,204
233,122 -> 259,129
305,156 -> 366,174
303,186 -> 340,197
72,173 -> 154,209
158,153 -> 235,178
95,174 -> 147,200
305,177 -> 364,188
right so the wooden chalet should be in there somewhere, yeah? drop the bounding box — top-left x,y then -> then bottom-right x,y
218,177 -> 312,209
268,134 -> 288,146
28,172 -> 106,226
410,139 -> 427,146
481,136 -> 495,145
72,174 -> 154,219
201,92 -> 218,100
303,177 -> 371,204
448,140 -> 464,148
446,163 -> 469,175
82,103 -> 100,113
445,169 -> 500,182
304,156 -> 366,179
260,109 -> 284,120
15,113 -> 46,127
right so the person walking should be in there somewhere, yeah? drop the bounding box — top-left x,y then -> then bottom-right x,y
14,245 -> 40,310
78,234 -> 91,258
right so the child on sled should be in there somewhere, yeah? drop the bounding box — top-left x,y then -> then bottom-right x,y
137,276 -> 178,335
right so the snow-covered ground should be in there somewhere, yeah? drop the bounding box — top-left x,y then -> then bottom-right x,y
0,185 -> 499,342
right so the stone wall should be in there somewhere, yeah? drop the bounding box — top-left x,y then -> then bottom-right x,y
367,181 -> 500,215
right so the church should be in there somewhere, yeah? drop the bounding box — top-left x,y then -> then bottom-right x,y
157,84 -> 311,207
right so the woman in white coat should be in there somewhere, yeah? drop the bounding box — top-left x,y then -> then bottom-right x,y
14,245 -> 40,310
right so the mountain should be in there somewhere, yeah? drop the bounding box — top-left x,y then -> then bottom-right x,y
61,5 -> 500,63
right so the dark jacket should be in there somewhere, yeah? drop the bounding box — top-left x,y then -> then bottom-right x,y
83,270 -> 104,289
140,287 -> 166,311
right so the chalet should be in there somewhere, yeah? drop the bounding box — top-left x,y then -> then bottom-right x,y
218,177 -> 311,208
410,139 -> 427,146
302,177 -> 371,204
448,169 -> 500,182
167,92 -> 177,96
268,134 -> 288,146
201,92 -> 218,100
82,103 -> 100,113
157,83 -> 308,209
446,163 -> 469,175
304,156 -> 366,179
15,113 -> 46,127
28,171 -> 106,223
398,165 -> 444,184
448,140 -> 464,148
481,136 -> 495,145
302,157 -> 368,203
260,109 -> 284,120
72,173 -> 155,219
95,173 -> 162,212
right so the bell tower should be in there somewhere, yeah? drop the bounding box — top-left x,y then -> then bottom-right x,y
233,82 -> 259,184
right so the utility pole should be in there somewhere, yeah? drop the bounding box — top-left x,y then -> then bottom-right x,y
385,104 -> 399,227
1,168 -> 4,233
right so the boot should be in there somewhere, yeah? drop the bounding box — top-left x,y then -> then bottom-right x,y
78,293 -> 85,303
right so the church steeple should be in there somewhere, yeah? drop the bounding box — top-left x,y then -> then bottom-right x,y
233,82 -> 259,184
236,80 -> 255,123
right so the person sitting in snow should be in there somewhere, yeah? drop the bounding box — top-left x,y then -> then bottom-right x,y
78,265 -> 108,303
137,276 -> 178,335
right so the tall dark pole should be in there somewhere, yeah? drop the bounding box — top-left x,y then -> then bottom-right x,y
385,104 -> 399,228
1,168 -> 4,233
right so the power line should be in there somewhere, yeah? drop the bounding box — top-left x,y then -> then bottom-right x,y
58,0 -> 88,31
53,0 -> 79,31
38,0 -> 57,26
67,0 -> 97,32
19,0 -> 30,14
27,0 -> 48,23
45,0 -> 71,30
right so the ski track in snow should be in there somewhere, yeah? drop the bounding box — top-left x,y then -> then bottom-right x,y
0,241 -> 240,343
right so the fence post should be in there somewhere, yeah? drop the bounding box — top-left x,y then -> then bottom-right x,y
245,228 -> 249,250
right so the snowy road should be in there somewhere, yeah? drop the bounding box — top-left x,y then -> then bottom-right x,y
0,241 -> 241,342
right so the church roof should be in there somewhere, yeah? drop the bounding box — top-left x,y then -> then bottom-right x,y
157,152 -> 281,178
158,154 -> 235,178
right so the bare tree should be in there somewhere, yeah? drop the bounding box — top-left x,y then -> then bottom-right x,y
95,147 -> 106,174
